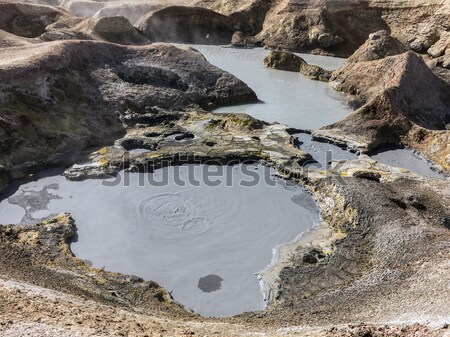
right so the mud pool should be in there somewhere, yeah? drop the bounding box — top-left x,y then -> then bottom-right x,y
192,46 -> 352,129
293,133 -> 445,178
0,164 -> 319,317
371,148 -> 445,179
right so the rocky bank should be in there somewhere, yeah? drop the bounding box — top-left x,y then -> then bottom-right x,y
316,32 -> 450,171
0,35 -> 256,192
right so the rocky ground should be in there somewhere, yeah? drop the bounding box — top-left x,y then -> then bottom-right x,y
0,1 -> 449,337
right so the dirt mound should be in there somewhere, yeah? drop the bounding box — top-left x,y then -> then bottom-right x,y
137,6 -> 235,45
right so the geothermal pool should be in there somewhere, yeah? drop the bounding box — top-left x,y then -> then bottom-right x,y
192,46 -> 352,129
192,46 -> 443,178
0,164 -> 319,317
294,133 -> 358,168
293,133 -> 445,178
371,148 -> 444,179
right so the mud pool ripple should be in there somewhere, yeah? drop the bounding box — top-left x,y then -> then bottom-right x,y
0,164 -> 319,317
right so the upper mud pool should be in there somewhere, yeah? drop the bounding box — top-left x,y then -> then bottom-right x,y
193,46 -> 352,129
0,164 -> 319,317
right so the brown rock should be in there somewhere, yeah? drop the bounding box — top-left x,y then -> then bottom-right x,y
0,2 -> 70,38
428,31 -> 449,58
137,6 -> 235,45
230,30 -> 260,48
328,51 -> 450,170
347,30 -> 406,63
69,16 -> 150,45
264,51 -> 331,82
0,40 -> 256,187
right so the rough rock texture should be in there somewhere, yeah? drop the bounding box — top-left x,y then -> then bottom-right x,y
323,50 -> 450,171
230,30 -> 261,48
137,6 -> 235,45
0,214 -> 187,316
0,40 -> 256,191
59,16 -> 150,45
0,2 -> 152,45
264,50 -> 332,81
0,2 -> 450,336
261,160 -> 450,326
0,28 -> 36,47
256,0 -> 388,55
347,29 -> 406,63
5,0 -> 449,58
0,2 -> 72,38
194,0 -> 272,37
63,110 -> 311,181
256,0 -> 449,57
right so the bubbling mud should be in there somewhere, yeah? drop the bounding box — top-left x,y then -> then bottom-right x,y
0,164 -> 319,317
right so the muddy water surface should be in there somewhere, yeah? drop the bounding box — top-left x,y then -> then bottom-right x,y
192,46 -> 352,129
0,164 -> 319,317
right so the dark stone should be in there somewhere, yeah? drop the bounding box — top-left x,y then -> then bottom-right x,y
302,249 -> 326,264
197,274 -> 223,293
353,171 -> 381,182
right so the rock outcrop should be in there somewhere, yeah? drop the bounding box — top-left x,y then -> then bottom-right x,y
137,6 -> 235,45
0,2 -> 72,38
347,30 -> 406,63
0,28 -> 36,47
324,50 -> 450,170
0,40 -> 256,190
5,0 -> 449,59
0,2 -> 151,45
264,50 -> 332,81
256,0 -> 391,56
255,0 -> 449,57
52,16 -> 150,45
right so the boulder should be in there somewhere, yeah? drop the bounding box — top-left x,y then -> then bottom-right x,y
264,51 -> 331,82
0,28 -> 36,47
256,0 -> 389,56
443,49 -> 450,69
137,6 -> 235,45
230,31 -> 260,48
427,31 -> 449,58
